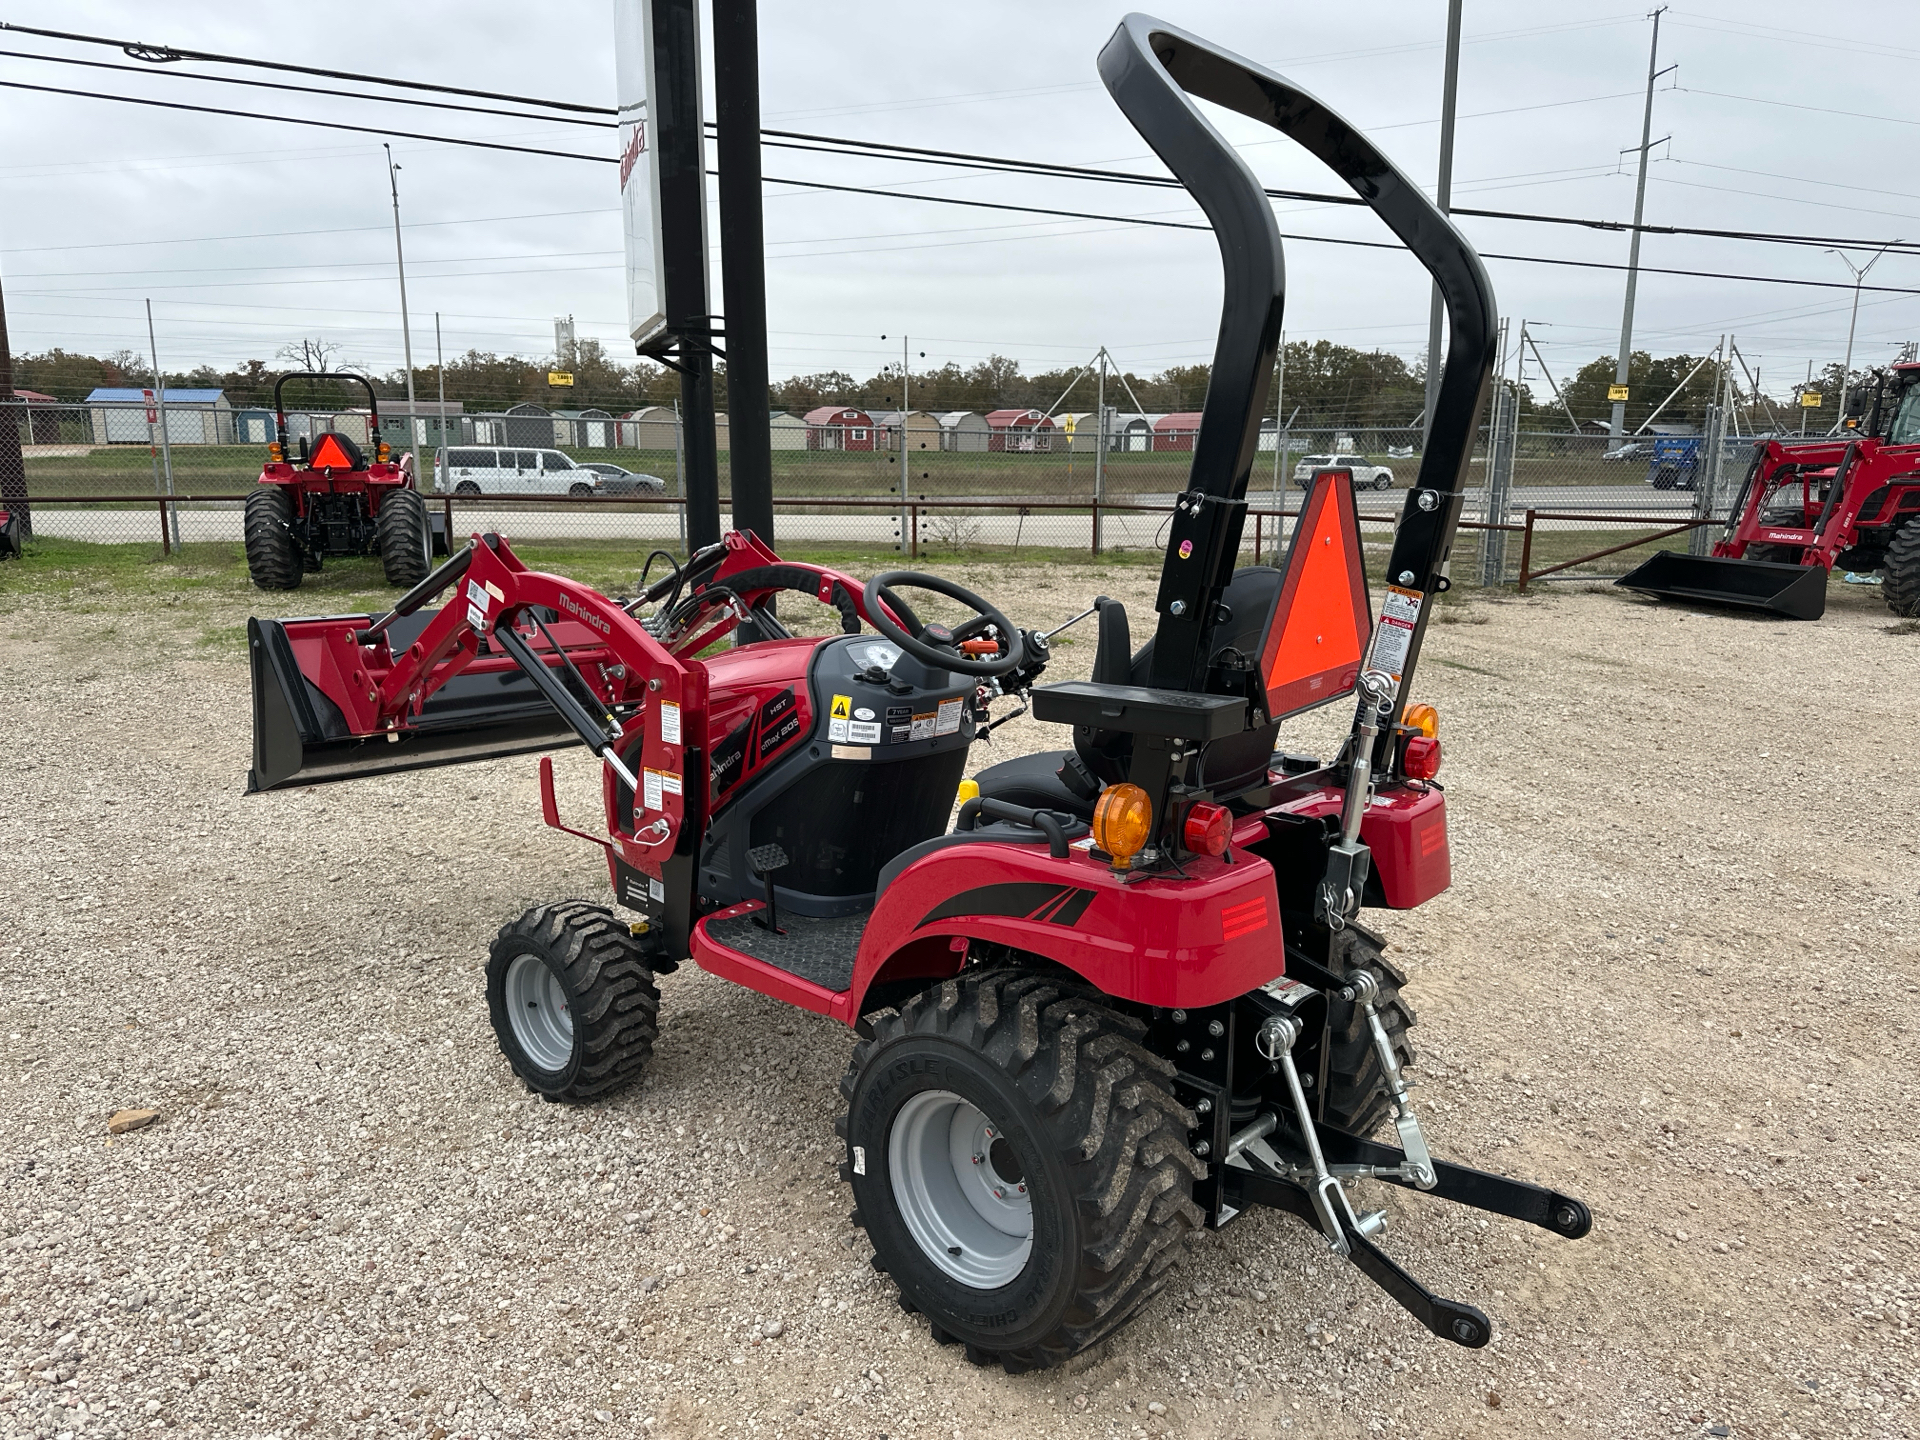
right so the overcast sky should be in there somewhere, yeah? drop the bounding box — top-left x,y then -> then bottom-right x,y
1,1 -> 1915,399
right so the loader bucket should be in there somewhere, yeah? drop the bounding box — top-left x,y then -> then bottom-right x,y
246,614 -> 577,793
1613,550 -> 1828,621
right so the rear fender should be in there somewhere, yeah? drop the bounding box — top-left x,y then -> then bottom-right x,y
833,838 -> 1285,1023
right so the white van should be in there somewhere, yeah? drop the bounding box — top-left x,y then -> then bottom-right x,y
434,446 -> 598,497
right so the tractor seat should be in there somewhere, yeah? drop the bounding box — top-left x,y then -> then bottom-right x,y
975,567 -> 1287,817
970,750 -> 1097,819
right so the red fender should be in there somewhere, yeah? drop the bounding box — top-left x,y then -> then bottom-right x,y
836,838 -> 1284,1022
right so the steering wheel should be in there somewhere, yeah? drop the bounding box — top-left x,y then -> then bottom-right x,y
862,571 -> 1026,677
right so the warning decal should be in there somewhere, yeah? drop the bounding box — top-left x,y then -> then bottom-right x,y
1368,584 -> 1423,682
828,693 -> 853,743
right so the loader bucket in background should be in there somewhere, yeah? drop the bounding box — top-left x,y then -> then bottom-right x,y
1614,550 -> 1829,621
246,614 -> 578,793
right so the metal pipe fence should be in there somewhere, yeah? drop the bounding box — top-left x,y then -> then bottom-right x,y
2,398 -> 1761,586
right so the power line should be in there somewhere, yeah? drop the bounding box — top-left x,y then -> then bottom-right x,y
0,20 -> 609,114
7,42 -> 1919,259
0,46 -> 607,128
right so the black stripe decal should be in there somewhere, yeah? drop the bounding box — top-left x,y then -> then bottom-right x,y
1048,888 -> 1097,926
918,882 -> 1070,929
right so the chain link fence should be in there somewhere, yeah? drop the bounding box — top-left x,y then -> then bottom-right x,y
1,397 -> 1765,586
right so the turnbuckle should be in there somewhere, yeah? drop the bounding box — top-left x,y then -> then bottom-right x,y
1254,1013 -> 1384,1254
1343,968 -> 1437,1190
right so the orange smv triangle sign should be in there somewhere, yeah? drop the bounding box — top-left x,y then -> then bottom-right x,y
309,433 -> 358,471
1257,469 -> 1372,720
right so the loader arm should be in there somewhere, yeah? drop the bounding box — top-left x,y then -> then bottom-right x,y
1099,15 -> 1498,709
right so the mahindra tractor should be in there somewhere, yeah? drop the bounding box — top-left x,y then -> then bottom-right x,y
1618,363 -> 1920,619
244,371 -> 447,592
242,17 -> 1591,1371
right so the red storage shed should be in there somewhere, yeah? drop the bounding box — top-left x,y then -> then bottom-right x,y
1153,411 -> 1205,451
804,406 -> 874,452
984,408 -> 1055,453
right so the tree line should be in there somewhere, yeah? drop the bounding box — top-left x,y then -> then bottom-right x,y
7,335 -> 1846,433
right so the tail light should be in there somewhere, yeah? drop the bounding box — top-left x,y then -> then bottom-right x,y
1092,783 -> 1152,868
1404,735 -> 1441,780
1403,702 -> 1438,738
1182,800 -> 1231,857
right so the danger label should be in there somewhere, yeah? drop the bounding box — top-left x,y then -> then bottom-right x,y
1369,584 -> 1423,682
829,694 -> 852,720
658,700 -> 681,746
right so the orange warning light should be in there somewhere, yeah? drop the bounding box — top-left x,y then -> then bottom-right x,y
1256,469 -> 1372,720
309,433 -> 359,471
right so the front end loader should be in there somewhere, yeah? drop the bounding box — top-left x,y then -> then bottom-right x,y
1616,362 -> 1920,619
241,14 -> 1590,1372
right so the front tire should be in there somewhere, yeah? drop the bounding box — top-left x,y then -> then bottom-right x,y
376,487 -> 432,587
1373,473 -> 1392,490
243,486 -> 301,591
1884,519 -> 1920,617
839,969 -> 1203,1372
486,902 -> 661,1102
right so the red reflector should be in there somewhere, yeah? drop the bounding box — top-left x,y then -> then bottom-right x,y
309,433 -> 358,470
1404,735 -> 1441,780
1183,800 -> 1231,857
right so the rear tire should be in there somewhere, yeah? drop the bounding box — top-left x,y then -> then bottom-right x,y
486,902 -> 661,1102
455,480 -> 482,497
243,486 -> 301,591
1885,519 -> 1920,617
376,487 -> 432,587
1320,931 -> 1416,1137
839,969 -> 1204,1373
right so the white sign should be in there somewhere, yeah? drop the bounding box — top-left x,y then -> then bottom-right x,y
615,0 -> 685,349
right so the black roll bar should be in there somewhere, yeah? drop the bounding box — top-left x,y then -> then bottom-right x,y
1097,14 -> 1498,701
271,370 -> 384,459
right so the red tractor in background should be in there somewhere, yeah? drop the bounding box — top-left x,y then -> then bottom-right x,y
1618,361 -> 1920,620
241,17 -> 1592,1373
244,371 -> 446,591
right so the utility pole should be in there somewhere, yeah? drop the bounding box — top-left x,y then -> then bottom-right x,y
1826,243 -> 1892,433
1093,349 -> 1107,552
1421,0 -> 1463,448
435,311 -> 448,457
384,144 -> 419,452
0,269 -> 28,538
146,299 -> 179,549
881,334 -> 921,552
1608,8 -> 1672,451
1271,331 -> 1285,524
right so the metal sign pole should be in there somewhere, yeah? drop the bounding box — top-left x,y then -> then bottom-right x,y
145,299 -> 179,548
385,145 -> 419,452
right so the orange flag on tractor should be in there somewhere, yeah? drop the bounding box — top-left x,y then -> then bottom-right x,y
1257,469 -> 1373,719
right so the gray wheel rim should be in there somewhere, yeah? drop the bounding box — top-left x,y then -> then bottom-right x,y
888,1089 -> 1032,1288
505,953 -> 574,1073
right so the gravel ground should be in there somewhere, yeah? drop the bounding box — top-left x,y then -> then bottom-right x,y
0,557 -> 1915,1440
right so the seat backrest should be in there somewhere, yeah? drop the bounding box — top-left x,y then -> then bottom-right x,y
1072,566 -> 1285,794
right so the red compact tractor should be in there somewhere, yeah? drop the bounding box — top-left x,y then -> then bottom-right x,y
1617,363 -> 1920,619
244,371 -> 446,592
244,18 -> 1589,1370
